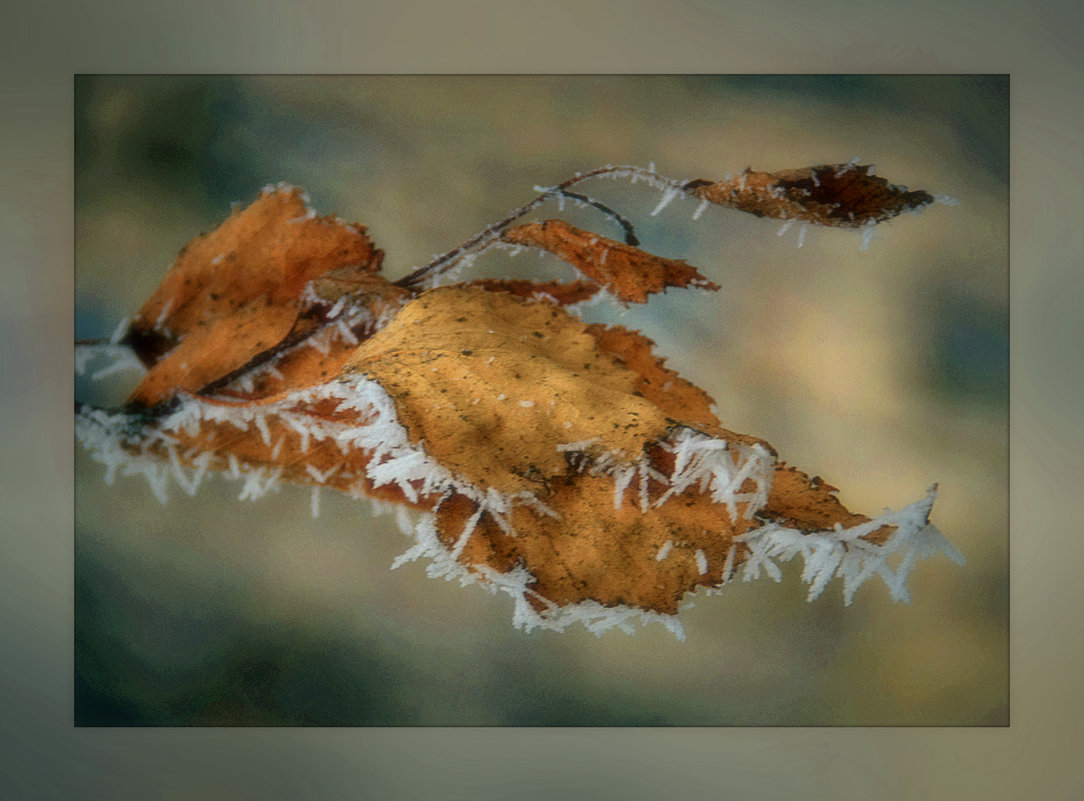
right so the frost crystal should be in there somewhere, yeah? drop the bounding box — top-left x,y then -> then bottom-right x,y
108,316 -> 130,345
859,221 -> 878,251
694,549 -> 709,575
75,343 -> 147,380
76,162 -> 958,640
737,486 -> 963,604
656,427 -> 773,522
650,187 -> 680,217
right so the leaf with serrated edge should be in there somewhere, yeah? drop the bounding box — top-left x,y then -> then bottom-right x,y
76,167 -> 960,637
125,185 -> 383,404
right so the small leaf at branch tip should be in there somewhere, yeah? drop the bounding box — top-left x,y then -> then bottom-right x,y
683,162 -> 935,230
76,162 -> 959,639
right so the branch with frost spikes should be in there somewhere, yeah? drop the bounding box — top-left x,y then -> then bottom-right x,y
395,165 -> 686,290
395,162 -> 936,291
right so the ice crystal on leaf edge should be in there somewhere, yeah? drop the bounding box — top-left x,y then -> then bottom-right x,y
76,370 -> 963,641
75,163 -> 961,639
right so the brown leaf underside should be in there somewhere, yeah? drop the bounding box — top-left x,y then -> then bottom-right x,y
465,278 -> 603,306
436,472 -> 758,616
685,163 -> 934,228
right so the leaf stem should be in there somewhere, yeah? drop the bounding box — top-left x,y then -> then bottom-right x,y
395,165 -> 683,290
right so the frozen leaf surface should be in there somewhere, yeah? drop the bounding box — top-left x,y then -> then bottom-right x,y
347,285 -> 678,494
77,165 -> 962,638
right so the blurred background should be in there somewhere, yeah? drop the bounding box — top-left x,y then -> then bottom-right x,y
74,75 -> 1007,726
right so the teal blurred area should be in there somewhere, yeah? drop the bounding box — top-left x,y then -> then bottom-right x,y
74,75 -> 1007,726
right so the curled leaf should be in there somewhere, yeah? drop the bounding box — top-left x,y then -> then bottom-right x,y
77,165 -> 961,639
501,219 -> 718,303
683,162 -> 934,228
124,184 -> 385,404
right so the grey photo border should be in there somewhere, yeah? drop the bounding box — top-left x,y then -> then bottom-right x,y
3,0 -> 1080,798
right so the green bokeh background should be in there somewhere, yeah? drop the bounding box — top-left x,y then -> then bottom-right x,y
74,74 -> 1007,726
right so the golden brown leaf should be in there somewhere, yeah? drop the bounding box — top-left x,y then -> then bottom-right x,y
77,169 -> 960,637
345,285 -> 674,496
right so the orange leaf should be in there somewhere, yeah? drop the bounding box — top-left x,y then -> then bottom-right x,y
585,323 -> 720,426
501,219 -> 718,303
206,271 -> 412,401
129,296 -> 298,406
124,185 -> 384,404
760,464 -> 891,544
78,170 -> 960,637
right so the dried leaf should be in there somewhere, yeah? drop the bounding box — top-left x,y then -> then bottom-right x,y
124,185 -> 384,404
209,271 -> 411,400
761,464 -> 886,540
77,165 -> 961,638
501,219 -> 719,303
128,296 -> 299,406
683,162 -> 934,228
584,322 -> 719,426
465,278 -> 603,306
434,464 -> 760,616
345,285 -> 675,495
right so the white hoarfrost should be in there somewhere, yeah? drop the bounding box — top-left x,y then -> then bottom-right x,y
75,343 -> 147,381
736,485 -> 964,604
655,427 -> 773,521
389,511 -> 690,640
77,359 -> 961,640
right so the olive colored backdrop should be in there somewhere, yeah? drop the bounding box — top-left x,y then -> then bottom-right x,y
75,74 -> 1007,726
